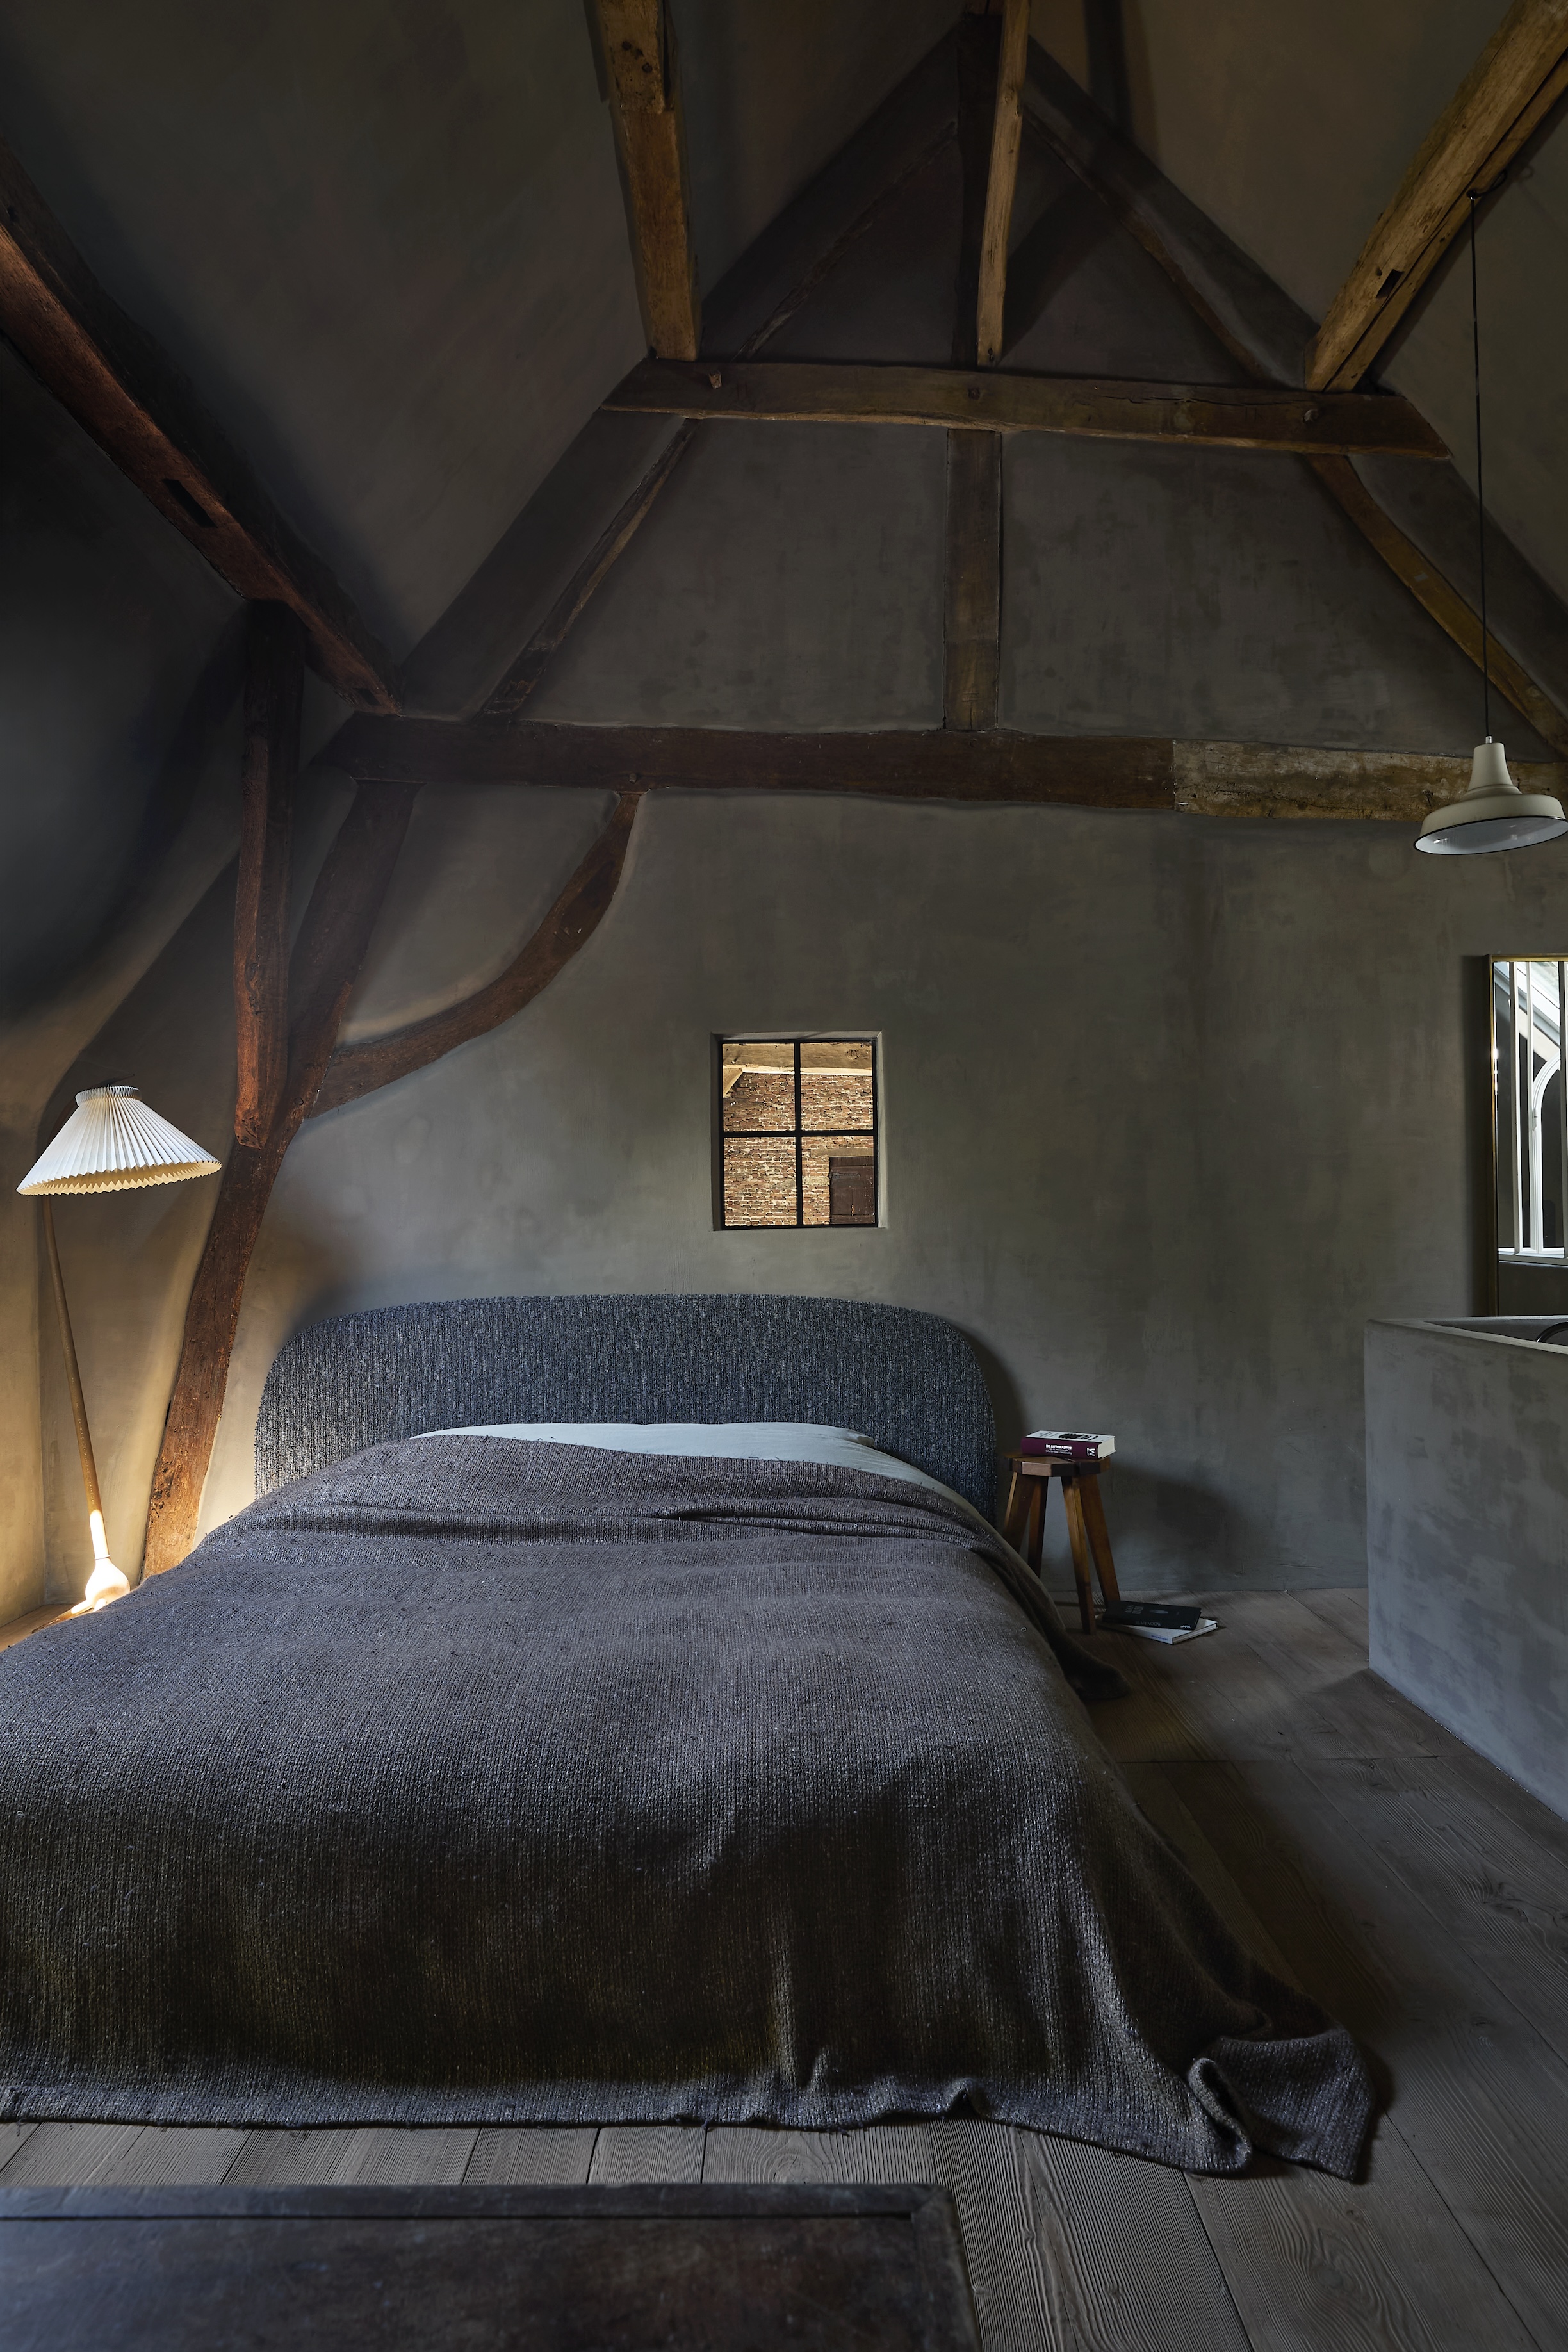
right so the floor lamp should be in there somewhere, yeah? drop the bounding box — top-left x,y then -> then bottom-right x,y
17,1084 -> 220,1611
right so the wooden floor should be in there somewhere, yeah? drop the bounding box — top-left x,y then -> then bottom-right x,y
4,1587 -> 1565,2350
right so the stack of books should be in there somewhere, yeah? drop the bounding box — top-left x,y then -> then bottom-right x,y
1099,1600 -> 1218,1645
1020,1430 -> 1115,1461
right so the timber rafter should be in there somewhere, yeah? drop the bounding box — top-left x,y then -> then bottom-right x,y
1308,0 -> 1568,391
0,140 -> 398,710
593,0 -> 701,359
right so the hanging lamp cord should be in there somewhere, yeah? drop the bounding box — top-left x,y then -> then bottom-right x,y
1469,188 -> 1491,742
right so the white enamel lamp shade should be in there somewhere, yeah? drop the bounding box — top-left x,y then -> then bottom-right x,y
17,1084 -> 220,1195
1416,741 -> 1568,857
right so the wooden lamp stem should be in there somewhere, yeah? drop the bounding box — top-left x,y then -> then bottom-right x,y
40,1200 -> 105,1530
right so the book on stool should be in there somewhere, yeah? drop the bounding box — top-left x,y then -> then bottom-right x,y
1021,1430 -> 1115,1462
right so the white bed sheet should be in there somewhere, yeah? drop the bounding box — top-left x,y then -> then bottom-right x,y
418,1421 -> 982,1519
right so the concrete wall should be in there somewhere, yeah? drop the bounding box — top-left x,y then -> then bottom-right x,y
1367,1319 -> 1568,1817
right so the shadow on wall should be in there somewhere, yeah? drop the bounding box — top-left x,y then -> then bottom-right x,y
3,612 -> 245,1019
1027,1458 -> 1254,1599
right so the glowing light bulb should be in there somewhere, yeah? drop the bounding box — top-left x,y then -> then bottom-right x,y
67,1511 -> 131,1613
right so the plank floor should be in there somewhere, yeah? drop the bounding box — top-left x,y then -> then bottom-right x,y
4,1586 -> 1564,2349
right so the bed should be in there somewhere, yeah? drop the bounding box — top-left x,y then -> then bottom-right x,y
0,1293 -> 1373,2176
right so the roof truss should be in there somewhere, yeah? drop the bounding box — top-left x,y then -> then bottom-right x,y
1308,0 -> 1568,391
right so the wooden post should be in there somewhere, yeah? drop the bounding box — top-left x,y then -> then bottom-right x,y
976,0 -> 1031,366
950,6 -> 1005,733
943,430 -> 1002,731
234,603 -> 302,1147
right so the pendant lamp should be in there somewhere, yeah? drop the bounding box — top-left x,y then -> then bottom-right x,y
1415,192 -> 1566,856
17,1085 -> 220,1611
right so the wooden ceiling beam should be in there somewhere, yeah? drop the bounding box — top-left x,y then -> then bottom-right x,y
1308,0 -> 1568,391
323,715 -> 1565,820
332,717 -> 1176,805
593,1 -> 701,360
976,0 -> 1031,367
603,357 -> 1446,459
0,140 -> 399,712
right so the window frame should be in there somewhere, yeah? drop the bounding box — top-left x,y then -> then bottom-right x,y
712,1033 -> 881,1232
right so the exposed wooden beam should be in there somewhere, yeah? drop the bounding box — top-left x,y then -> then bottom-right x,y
944,431 -> 1002,730
953,6 -> 1002,369
0,140 -> 399,712
976,0 -> 1032,366
313,793 -> 643,1115
603,357 -> 1446,457
1307,0 -> 1568,391
482,425 -> 697,718
142,785 -> 418,1576
331,716 -> 1177,805
332,711 -> 1567,821
1174,739 -> 1565,819
233,605 -> 302,1147
949,9 -> 1006,738
593,0 -> 700,359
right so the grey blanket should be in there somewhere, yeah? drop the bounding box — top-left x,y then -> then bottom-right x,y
0,1439 -> 1373,2175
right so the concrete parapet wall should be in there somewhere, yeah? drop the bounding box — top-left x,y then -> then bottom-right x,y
1366,1318 -> 1568,1818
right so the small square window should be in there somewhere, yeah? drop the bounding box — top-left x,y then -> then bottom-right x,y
718,1038 -> 879,1229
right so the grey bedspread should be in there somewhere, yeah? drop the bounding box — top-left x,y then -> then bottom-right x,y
0,1439 -> 1373,2175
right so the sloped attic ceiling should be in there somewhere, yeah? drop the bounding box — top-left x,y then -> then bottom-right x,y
3,0 -> 1564,676
0,0 -> 954,655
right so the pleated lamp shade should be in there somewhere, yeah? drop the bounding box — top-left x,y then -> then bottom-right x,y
17,1085 -> 220,1196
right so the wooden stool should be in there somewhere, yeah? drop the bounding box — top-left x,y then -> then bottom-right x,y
1002,1453 -> 1122,1633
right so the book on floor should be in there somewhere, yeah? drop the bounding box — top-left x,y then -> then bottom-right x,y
1100,1600 -> 1218,1644
1021,1430 -> 1115,1460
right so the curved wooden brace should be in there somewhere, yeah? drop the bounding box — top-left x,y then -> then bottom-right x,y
142,784 -> 418,1578
310,790 -> 643,1118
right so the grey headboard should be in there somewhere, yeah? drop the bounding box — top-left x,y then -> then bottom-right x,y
256,1294 -> 1000,1519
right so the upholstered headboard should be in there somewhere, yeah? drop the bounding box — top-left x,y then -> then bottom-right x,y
255,1294 -> 1000,1519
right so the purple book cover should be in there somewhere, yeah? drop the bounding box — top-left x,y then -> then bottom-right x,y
1020,1431 -> 1115,1460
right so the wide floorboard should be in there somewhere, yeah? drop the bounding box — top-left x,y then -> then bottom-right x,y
5,1587 -> 1564,2349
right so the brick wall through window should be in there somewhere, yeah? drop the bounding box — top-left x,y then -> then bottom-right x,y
719,1040 -> 877,1228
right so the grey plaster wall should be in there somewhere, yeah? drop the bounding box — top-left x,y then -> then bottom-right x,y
532,423 -> 947,730
1002,437 -> 1552,755
1366,1319 -> 1568,1817
673,0 -> 956,295
36,780 -> 1568,1609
